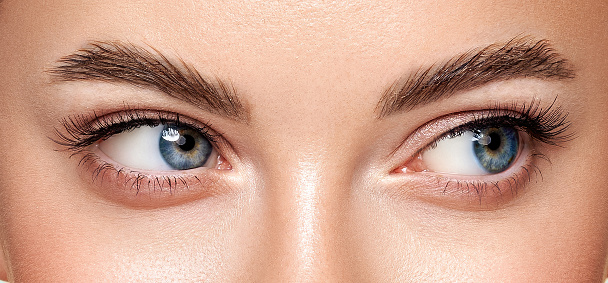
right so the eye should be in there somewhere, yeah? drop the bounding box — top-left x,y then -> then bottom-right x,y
53,110 -> 236,206
98,124 -> 218,171
419,126 -> 520,175
387,100 -> 573,209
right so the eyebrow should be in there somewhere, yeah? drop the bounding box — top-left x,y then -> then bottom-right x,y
376,37 -> 575,118
49,41 -> 248,122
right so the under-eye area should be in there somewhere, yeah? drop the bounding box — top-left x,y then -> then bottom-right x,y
51,109 -> 234,206
390,99 -> 573,209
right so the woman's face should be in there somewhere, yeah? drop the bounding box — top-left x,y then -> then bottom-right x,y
1,0 -> 607,281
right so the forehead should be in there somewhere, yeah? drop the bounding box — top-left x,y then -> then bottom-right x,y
0,1 -> 591,72
0,1 -> 602,117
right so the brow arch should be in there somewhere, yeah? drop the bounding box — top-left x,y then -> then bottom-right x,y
49,41 -> 248,122
377,36 -> 575,118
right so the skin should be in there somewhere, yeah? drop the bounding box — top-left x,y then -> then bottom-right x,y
1,0 -> 608,281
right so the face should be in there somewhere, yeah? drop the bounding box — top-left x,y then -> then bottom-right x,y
1,0 -> 607,281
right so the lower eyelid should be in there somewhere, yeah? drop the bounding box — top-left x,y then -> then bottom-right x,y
75,150 -> 236,208
384,142 -> 541,210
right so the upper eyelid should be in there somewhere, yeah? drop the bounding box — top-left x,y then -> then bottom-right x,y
428,113 -> 529,147
386,111 -> 482,159
385,99 -> 571,168
410,115 -> 528,166
53,109 -> 224,152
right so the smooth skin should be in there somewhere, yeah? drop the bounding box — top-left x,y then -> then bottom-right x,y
1,0 -> 608,282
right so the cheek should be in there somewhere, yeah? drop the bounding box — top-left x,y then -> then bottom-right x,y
0,176 -> 256,281
0,128 -> 261,281
0,133 -> 109,280
346,174 -> 608,281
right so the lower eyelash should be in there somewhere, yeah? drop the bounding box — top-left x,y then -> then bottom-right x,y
79,152 -> 193,195
75,151 -> 231,205
439,155 -> 545,206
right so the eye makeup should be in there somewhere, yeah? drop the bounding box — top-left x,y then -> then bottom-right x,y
388,98 -> 573,210
52,108 -> 235,207
53,97 -> 572,209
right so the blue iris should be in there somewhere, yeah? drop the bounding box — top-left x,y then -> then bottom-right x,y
472,127 -> 519,173
159,125 -> 212,170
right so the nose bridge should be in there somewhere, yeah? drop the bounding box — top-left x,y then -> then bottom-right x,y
259,147 -> 353,281
288,160 -> 325,279
245,65 -> 372,280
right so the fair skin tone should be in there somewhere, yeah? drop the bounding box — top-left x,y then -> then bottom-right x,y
1,0 -> 608,281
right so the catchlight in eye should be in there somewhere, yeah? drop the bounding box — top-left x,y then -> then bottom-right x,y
419,126 -> 520,176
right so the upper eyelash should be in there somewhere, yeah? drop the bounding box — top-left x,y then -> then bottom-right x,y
54,99 -> 572,154
52,109 -> 218,153
429,98 -> 573,149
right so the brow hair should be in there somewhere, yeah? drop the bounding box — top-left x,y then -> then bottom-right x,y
49,41 -> 248,121
377,36 -> 575,118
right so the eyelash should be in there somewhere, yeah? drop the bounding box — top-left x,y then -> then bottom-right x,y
54,109 -> 219,150
429,98 -> 572,148
403,98 -> 572,206
52,109 -> 223,197
53,100 -> 572,206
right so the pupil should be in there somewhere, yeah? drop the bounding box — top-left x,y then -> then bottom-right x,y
177,135 -> 196,151
472,127 -> 519,174
487,132 -> 502,151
